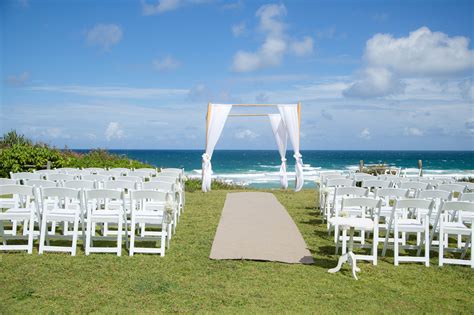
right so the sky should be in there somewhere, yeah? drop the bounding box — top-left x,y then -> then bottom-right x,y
1,0 -> 473,150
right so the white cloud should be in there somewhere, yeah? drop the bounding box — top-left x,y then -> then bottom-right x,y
404,127 -> 424,136
152,56 -> 181,71
343,67 -> 405,98
359,128 -> 371,140
105,122 -> 124,141
142,0 -> 181,15
86,24 -> 122,52
365,27 -> 474,76
232,22 -> 246,37
344,27 -> 474,98
29,85 -> 188,99
4,71 -> 30,87
290,37 -> 314,56
235,129 -> 259,139
232,4 -> 313,72
465,119 -> 474,135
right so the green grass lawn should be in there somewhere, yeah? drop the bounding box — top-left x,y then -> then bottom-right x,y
1,189 -> 473,313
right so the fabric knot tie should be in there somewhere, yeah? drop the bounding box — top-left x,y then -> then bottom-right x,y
281,157 -> 287,163
293,152 -> 302,160
202,153 -> 211,162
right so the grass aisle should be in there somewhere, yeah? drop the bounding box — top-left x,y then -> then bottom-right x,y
0,189 -> 473,313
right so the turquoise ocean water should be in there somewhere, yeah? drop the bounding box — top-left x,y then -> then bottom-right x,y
74,150 -> 473,188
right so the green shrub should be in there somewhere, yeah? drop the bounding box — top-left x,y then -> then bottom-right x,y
185,178 -> 245,192
0,144 -> 66,177
0,131 -> 152,178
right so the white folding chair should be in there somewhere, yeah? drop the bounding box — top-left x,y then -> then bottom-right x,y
38,187 -> 83,256
135,168 -> 158,177
362,179 -> 392,197
437,184 -> 467,200
143,181 -> 179,233
102,180 -> 137,236
390,199 -> 435,266
438,201 -> 474,268
1,178 -> 17,185
129,190 -> 170,256
400,181 -> 430,198
109,168 -> 131,176
128,170 -> 151,181
55,168 -> 80,174
0,185 -> 39,253
330,197 -> 381,266
46,173 -> 76,185
85,189 -> 127,256
10,172 -> 41,184
322,178 -> 355,225
83,168 -> 104,175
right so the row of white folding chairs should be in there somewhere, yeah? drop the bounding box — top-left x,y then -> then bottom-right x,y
328,195 -> 474,268
0,184 -> 181,256
319,174 -> 473,213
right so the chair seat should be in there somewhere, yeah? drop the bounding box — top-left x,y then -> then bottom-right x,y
442,222 -> 470,235
397,219 -> 424,232
329,217 -> 374,230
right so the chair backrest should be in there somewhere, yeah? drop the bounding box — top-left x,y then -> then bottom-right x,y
98,170 -> 123,178
334,187 -> 368,197
326,178 -> 354,187
418,178 -> 443,186
128,171 -> 150,179
378,174 -> 399,181
441,201 -> 474,213
151,176 -> 178,184
394,198 -> 434,212
352,173 -> 374,182
10,172 -> 41,181
0,185 -> 36,211
130,190 -> 171,212
400,181 -> 430,190
417,189 -> 452,201
135,168 -> 158,176
41,187 -> 81,200
142,181 -> 175,192
47,173 -> 76,182
35,169 -> 59,177
459,192 -> 474,202
340,197 -> 381,218
83,167 -> 104,174
0,184 -> 35,197
0,178 -> 17,185
436,183 -> 466,193
26,179 -> 57,188
55,167 -> 80,174
362,179 -> 391,189
455,182 -> 474,191
84,189 -> 125,216
120,176 -> 142,183
81,174 -> 110,182
64,180 -> 96,190
161,168 -> 184,175
109,168 -> 131,175
104,180 -> 136,191
375,188 -> 409,199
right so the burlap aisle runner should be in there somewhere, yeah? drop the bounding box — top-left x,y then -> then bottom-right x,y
210,192 -> 314,264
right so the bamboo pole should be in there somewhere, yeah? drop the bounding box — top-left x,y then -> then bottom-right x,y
228,114 -> 270,117
205,103 -> 211,149
297,101 -> 301,145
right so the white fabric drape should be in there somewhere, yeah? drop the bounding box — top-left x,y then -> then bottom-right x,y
278,105 -> 304,192
268,114 -> 288,189
202,104 -> 232,192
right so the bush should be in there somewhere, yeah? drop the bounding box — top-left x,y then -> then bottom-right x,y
0,144 -> 66,177
185,178 -> 245,192
0,131 -> 152,178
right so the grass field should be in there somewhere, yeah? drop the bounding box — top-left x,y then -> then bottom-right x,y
1,189 -> 473,313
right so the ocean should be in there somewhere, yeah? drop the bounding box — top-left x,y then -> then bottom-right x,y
74,150 -> 474,188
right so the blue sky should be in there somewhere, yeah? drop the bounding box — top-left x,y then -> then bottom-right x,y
1,0 -> 473,150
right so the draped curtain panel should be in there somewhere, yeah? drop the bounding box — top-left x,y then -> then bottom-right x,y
202,104 -> 232,192
278,105 -> 304,192
268,114 -> 288,189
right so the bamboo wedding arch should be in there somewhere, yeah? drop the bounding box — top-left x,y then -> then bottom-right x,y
201,103 -> 304,193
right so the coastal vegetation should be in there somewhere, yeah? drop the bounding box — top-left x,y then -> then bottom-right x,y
0,131 -> 151,177
1,189 -> 472,313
